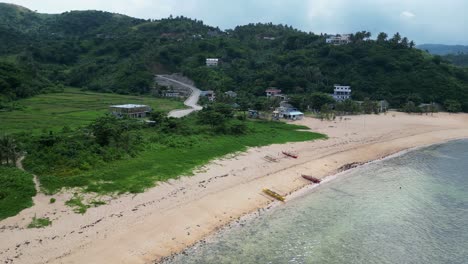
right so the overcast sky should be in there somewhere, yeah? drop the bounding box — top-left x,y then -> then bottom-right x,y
3,0 -> 467,45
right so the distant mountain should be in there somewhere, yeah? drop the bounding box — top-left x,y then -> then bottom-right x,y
417,44 -> 468,55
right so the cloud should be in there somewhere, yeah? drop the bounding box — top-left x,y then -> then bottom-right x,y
400,11 -> 415,18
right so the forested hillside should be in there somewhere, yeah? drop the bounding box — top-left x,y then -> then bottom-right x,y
1,3 -> 468,111
443,53 -> 468,67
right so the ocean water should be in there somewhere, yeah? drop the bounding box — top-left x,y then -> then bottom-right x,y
166,140 -> 468,264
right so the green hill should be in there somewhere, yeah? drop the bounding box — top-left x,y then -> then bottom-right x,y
1,3 -> 467,111
417,44 -> 468,55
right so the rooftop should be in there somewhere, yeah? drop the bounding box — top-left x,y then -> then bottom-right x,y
266,88 -> 282,92
110,104 -> 149,109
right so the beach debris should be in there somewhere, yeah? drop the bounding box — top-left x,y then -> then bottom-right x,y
282,151 -> 298,159
262,188 -> 285,202
301,174 -> 321,183
337,162 -> 362,172
264,155 -> 279,162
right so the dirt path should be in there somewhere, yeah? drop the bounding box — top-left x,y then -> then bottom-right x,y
16,156 -> 51,209
16,156 -> 40,194
156,75 -> 202,118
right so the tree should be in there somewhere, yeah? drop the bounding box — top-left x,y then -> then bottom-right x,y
377,32 -> 388,43
362,98 -> 378,114
0,135 -> 20,166
352,31 -> 371,43
308,92 -> 335,111
401,37 -> 409,48
149,111 -> 167,125
90,115 -> 132,147
198,103 -> 234,127
444,99 -> 462,113
390,32 -> 402,45
409,40 -> 415,49
432,55 -> 442,65
403,101 -> 420,113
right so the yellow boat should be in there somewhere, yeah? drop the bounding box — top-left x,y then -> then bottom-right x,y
263,188 -> 285,202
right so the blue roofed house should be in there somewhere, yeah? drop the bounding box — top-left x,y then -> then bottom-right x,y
274,105 -> 304,120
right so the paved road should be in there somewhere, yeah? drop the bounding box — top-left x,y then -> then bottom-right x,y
156,75 -> 203,118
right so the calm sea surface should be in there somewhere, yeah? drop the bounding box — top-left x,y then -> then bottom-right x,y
166,140 -> 468,264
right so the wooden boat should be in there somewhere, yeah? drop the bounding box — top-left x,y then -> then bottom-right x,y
301,174 -> 321,184
263,188 -> 285,202
282,151 -> 298,159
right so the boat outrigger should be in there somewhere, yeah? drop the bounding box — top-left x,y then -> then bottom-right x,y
282,151 -> 298,159
301,174 -> 321,184
263,188 -> 285,202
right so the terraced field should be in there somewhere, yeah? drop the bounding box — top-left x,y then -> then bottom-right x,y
0,88 -> 184,134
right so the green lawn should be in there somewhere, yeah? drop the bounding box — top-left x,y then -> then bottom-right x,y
0,166 -> 36,220
34,121 -> 327,194
0,88 -> 185,134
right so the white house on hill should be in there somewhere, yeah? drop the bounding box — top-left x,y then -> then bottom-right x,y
110,104 -> 152,118
326,34 -> 351,45
206,58 -> 219,67
332,85 -> 351,101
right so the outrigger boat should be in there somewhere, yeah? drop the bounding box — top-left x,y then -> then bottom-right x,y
263,188 -> 285,202
301,174 -> 321,184
282,151 -> 298,159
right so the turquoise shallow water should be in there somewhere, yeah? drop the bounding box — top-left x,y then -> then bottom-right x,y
166,140 -> 468,264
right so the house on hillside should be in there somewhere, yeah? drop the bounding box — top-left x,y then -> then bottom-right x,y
379,100 -> 390,112
110,104 -> 152,118
326,34 -> 351,45
201,90 -> 216,101
206,58 -> 219,67
332,85 -> 352,101
165,91 -> 181,98
225,91 -> 237,98
273,106 -> 304,120
266,88 -> 282,97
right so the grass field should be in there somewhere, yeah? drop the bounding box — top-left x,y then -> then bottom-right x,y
32,121 -> 326,194
0,166 -> 36,220
0,88 -> 185,134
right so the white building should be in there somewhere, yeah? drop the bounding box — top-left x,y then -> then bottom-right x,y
273,107 -> 304,121
109,104 -> 152,118
326,34 -> 351,45
206,58 -> 219,67
165,91 -> 180,97
332,85 -> 352,101
225,91 -> 237,98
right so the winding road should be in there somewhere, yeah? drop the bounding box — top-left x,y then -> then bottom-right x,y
156,75 -> 203,118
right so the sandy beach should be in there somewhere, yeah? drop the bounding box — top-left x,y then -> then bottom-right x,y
2,112 -> 468,264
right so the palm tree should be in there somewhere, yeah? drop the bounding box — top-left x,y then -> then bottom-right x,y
0,135 -> 20,166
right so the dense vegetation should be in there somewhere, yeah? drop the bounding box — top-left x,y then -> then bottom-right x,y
0,166 -> 36,220
20,105 -> 325,194
1,3 -> 467,112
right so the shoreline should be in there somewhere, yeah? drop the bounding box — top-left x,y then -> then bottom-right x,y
1,112 -> 468,264
159,137 -> 468,263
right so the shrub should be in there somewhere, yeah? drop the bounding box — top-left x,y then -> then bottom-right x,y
28,216 -> 52,228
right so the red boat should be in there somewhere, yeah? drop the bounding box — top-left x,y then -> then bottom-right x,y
282,151 -> 298,159
302,174 -> 321,183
